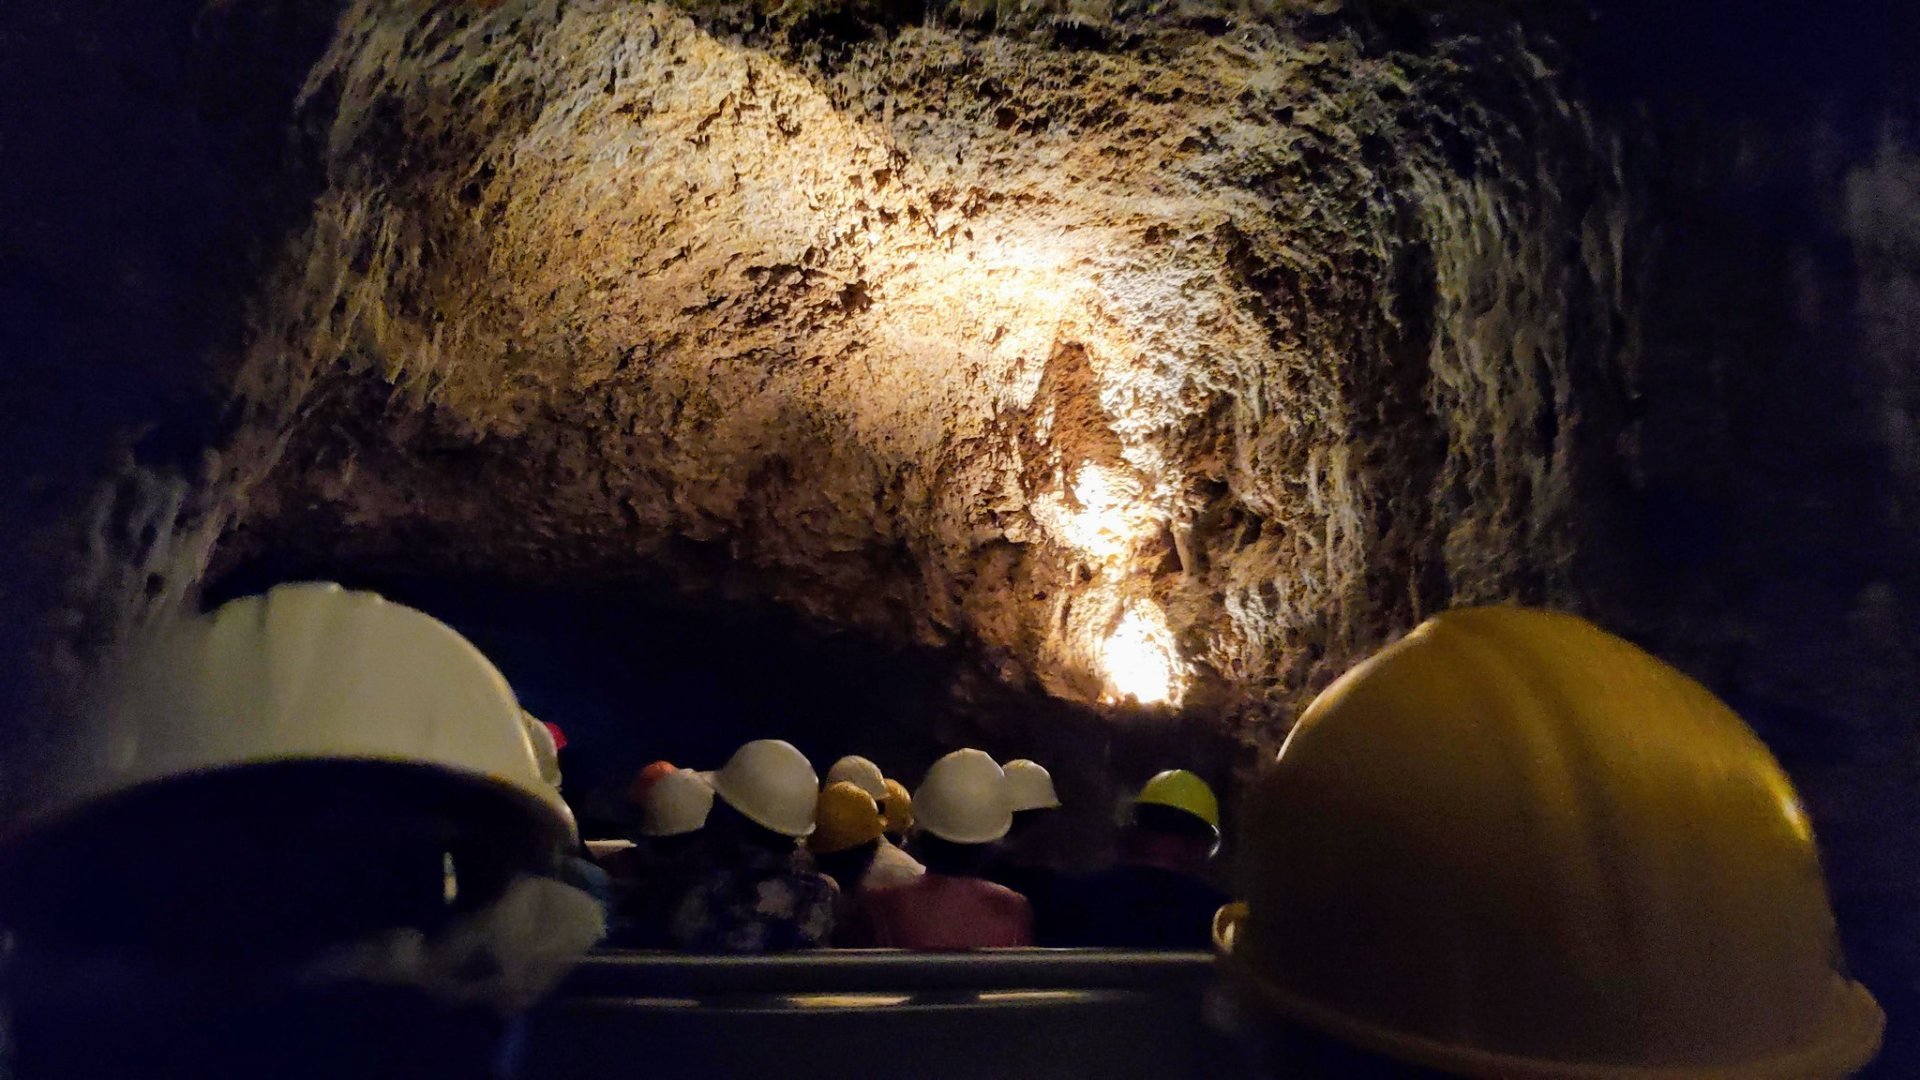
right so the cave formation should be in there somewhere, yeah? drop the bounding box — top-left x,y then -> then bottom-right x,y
3,0 -> 1919,1065
26,0 -> 1640,766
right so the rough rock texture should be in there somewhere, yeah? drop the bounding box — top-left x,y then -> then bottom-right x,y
216,0 -> 1630,736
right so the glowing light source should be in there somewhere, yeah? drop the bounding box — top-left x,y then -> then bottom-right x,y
783,994 -> 913,1009
1099,602 -> 1185,706
1034,462 -> 1149,559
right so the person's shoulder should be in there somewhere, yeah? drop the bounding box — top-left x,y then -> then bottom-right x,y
872,839 -> 925,870
865,851 -> 925,888
1166,870 -> 1229,906
864,875 -> 923,901
975,877 -> 1032,912
1050,866 -> 1119,897
792,867 -> 838,900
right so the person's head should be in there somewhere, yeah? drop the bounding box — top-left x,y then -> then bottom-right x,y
522,712 -> 564,792
626,760 -> 677,810
704,739 -> 819,850
879,777 -> 914,843
1001,759 -> 1061,842
914,833 -> 994,877
642,828 -> 706,863
1004,807 -> 1054,841
1,584 -> 576,954
1124,769 -> 1220,874
639,767 -> 713,842
809,782 -> 884,866
806,776 -> 879,887
1123,803 -> 1217,873
704,796 -> 795,852
0,583 -> 575,1077
912,749 -> 1012,852
825,755 -> 889,802
1215,606 -> 1885,1079
813,838 -> 883,888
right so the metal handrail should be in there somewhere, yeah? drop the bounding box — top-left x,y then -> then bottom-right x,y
558,948 -> 1215,996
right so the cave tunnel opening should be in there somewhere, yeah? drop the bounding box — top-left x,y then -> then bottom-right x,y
203,561 -> 976,833
201,554 -> 1247,868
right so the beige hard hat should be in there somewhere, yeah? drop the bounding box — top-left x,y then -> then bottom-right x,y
522,711 -> 562,791
708,739 -> 819,838
914,749 -> 1012,845
640,768 -> 714,837
825,755 -> 889,802
45,582 -> 575,848
1216,606 -> 1883,1079
1002,759 -> 1061,812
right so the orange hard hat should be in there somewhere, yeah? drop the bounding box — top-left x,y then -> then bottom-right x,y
626,760 -> 677,807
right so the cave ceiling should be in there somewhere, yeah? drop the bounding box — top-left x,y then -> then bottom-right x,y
208,0 -> 1629,733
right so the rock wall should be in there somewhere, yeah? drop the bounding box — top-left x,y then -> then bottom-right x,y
216,0 -> 1629,738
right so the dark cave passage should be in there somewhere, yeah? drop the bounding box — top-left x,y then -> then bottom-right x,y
202,559 -> 1245,864
204,564 -> 981,828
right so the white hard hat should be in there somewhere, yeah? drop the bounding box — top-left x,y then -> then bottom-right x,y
522,711 -> 562,791
914,749 -> 1013,845
641,768 -> 715,837
825,755 -> 888,801
62,582 -> 575,847
1002,759 -> 1061,811
707,739 -> 819,838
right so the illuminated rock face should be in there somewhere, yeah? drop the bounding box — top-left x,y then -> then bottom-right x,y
214,0 -> 1630,737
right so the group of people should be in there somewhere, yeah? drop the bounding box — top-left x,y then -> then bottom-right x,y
582,740 -> 1228,953
0,582 -> 1891,1078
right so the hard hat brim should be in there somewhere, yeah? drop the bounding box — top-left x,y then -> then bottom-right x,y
638,815 -> 706,838
918,821 -> 1011,844
1133,770 -> 1220,831
6,753 -> 578,855
0,758 -> 579,921
1133,796 -> 1220,840
1212,904 -> 1886,1080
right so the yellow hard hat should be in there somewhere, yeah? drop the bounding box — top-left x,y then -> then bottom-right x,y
880,777 -> 914,835
1214,606 -> 1884,1079
1135,769 -> 1219,832
810,782 -> 884,855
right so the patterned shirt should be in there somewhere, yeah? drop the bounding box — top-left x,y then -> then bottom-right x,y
668,843 -> 837,954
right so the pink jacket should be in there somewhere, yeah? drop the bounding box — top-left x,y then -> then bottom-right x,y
858,874 -> 1033,950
